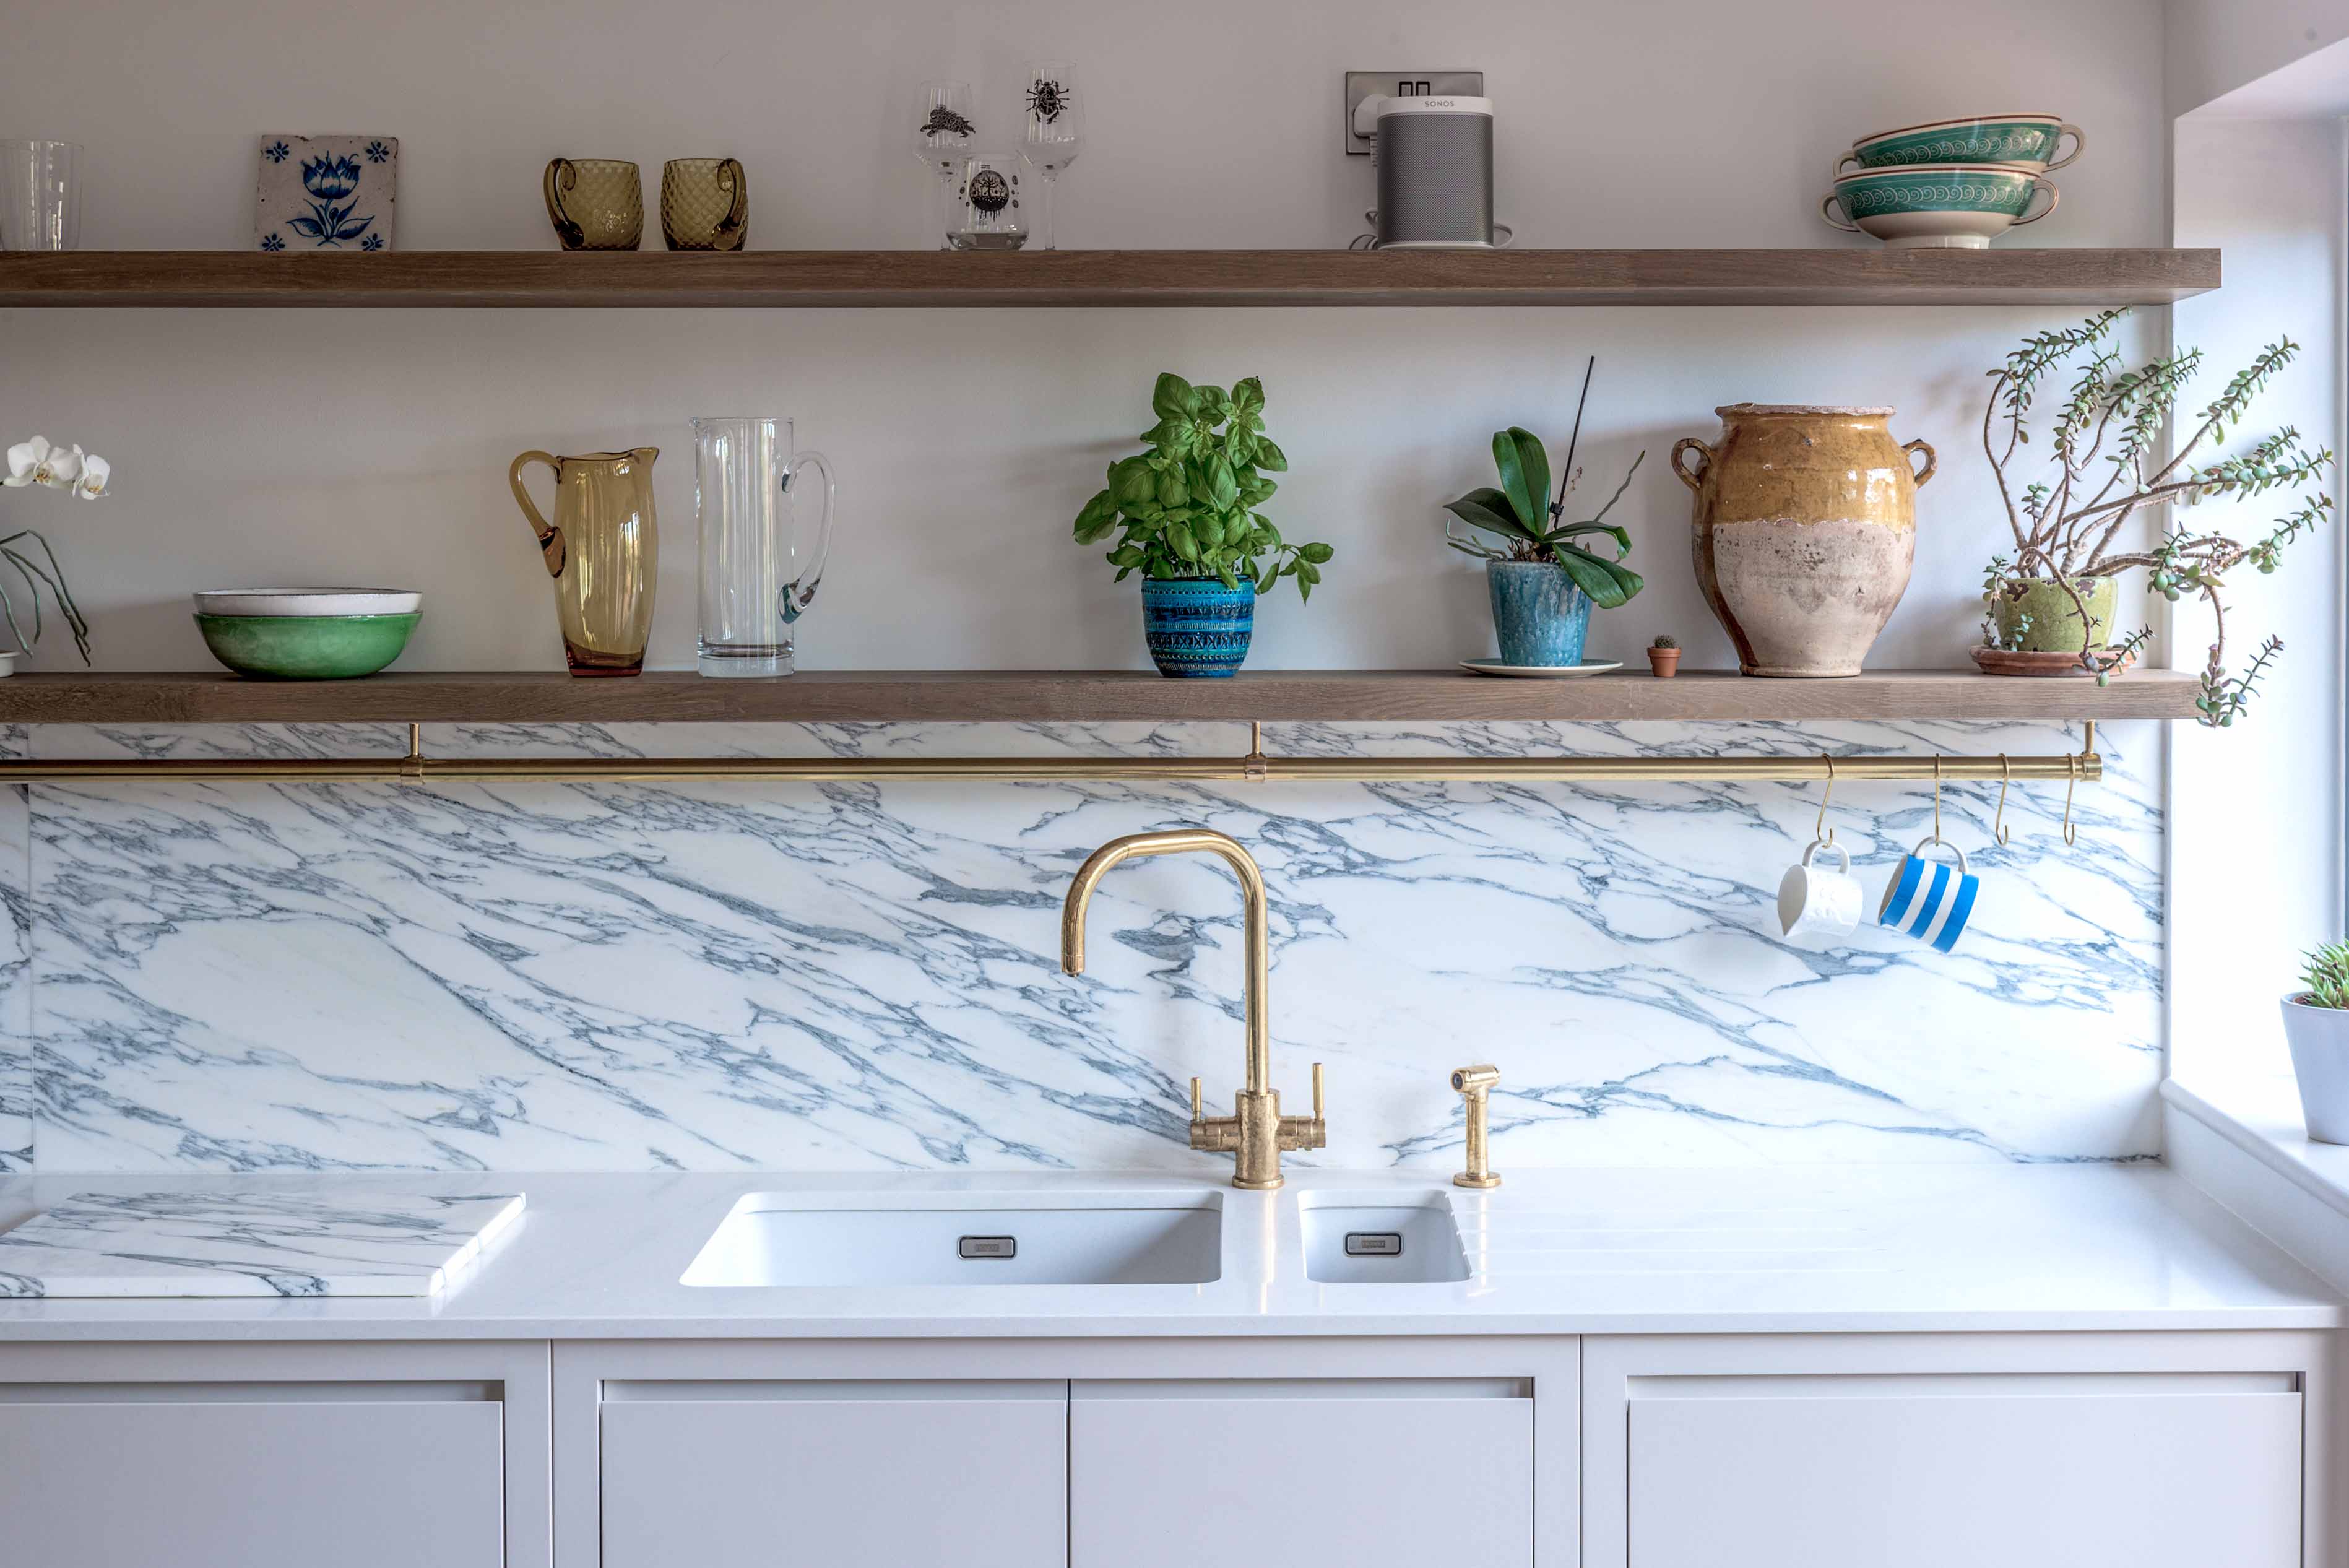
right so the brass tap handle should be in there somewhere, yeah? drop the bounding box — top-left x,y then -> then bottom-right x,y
1312,1062 -> 1324,1122
1190,1076 -> 1203,1122
1451,1064 -> 1500,1190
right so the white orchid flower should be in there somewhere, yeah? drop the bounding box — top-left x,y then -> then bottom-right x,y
70,450 -> 108,499
3,435 -> 77,488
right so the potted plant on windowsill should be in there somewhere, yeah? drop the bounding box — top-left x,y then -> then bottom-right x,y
2283,942 -> 2349,1145
1071,373 -> 1334,678
1973,306 -> 2332,724
1441,362 -> 1644,668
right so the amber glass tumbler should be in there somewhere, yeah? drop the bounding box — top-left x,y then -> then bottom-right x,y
660,158 -> 748,250
542,158 -> 642,251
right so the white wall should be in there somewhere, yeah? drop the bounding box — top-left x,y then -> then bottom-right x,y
2170,114 -> 2346,1084
2168,0 -> 2349,116
0,0 -> 2169,677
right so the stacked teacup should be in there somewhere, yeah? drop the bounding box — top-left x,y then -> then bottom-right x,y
1821,114 -> 2082,249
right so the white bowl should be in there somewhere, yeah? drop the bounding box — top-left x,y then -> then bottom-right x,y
192,588 -> 422,618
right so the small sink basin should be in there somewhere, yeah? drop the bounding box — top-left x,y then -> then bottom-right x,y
1300,1194 -> 1470,1284
683,1193 -> 1222,1288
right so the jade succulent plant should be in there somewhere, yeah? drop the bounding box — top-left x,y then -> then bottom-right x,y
1977,306 -> 2333,722
1071,373 -> 1333,600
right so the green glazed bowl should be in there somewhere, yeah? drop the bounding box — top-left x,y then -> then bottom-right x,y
1821,163 -> 2057,249
1835,113 -> 2083,177
194,612 -> 422,679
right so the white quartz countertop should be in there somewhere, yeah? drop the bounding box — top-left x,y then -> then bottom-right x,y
0,1164 -> 2334,1341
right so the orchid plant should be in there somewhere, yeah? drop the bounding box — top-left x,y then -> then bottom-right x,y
0,435 -> 103,664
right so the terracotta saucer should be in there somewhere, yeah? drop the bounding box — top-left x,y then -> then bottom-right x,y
1969,646 -> 2133,678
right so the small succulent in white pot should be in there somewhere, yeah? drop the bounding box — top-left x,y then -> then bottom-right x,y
2282,942 -> 2349,1144
0,434 -> 103,672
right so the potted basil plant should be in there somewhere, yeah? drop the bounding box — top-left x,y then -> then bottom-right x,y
1072,373 -> 1333,677
1443,425 -> 1645,668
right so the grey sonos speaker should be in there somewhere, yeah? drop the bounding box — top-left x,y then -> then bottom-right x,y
1370,97 -> 1499,248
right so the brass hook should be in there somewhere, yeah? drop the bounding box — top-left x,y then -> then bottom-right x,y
1814,755 -> 1836,846
2062,753 -> 2080,847
1992,755 -> 2013,849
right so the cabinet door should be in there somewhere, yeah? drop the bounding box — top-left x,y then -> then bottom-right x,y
1627,1377 -> 2302,1568
598,1380 -> 1065,1568
1070,1379 -> 1533,1568
0,1394 -> 506,1568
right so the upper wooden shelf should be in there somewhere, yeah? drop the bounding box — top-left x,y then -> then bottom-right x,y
0,670 -> 2200,725
0,249 -> 2220,308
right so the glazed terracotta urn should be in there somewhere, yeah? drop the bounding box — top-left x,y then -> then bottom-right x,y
1672,404 -> 1936,678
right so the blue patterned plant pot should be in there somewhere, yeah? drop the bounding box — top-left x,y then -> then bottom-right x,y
1141,576 -> 1255,678
1486,560 -> 1591,667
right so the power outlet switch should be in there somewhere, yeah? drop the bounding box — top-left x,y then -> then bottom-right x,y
1343,70 -> 1486,154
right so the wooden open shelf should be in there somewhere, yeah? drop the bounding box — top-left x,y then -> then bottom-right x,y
0,249 -> 2220,308
0,670 -> 2202,726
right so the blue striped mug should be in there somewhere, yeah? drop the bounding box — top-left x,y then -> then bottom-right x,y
1877,837 -> 1979,952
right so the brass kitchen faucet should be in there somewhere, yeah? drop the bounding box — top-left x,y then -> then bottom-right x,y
1060,828 -> 1325,1190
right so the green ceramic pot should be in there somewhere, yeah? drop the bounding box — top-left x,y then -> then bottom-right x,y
194,612 -> 422,679
1989,577 -> 2118,653
1837,114 -> 2083,176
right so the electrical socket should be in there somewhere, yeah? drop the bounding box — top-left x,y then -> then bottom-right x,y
1343,70 -> 1485,154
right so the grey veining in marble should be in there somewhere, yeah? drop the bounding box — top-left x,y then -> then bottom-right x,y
16,717 -> 2161,1173
1,723 -> 29,1173
0,1186 -> 524,1296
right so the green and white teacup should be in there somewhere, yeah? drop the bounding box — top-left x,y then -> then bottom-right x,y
1833,113 -> 2083,180
1820,163 -> 2057,249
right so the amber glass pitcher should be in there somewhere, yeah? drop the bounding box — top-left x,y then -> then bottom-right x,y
507,447 -> 659,677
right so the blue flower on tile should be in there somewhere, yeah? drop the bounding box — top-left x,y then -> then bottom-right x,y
259,233 -> 286,251
300,155 -> 361,201
264,141 -> 291,163
364,141 -> 391,163
360,233 -> 384,251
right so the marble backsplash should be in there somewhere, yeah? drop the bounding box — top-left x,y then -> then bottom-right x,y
0,717 -> 2161,1176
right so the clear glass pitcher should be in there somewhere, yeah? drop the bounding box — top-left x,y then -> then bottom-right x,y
690,417 -> 836,677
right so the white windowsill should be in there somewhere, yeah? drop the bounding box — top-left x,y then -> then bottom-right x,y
2162,1072 -> 2349,1222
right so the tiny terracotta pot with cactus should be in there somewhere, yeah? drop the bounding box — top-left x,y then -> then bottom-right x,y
1646,635 -> 1681,678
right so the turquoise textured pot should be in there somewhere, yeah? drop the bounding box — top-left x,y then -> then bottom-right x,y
1140,576 -> 1255,678
1486,560 -> 1591,667
1841,114 -> 2082,173
194,612 -> 422,679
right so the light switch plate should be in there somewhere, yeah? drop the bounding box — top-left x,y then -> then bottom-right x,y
1343,70 -> 1485,154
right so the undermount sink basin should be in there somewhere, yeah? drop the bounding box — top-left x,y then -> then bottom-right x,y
1300,1194 -> 1471,1284
682,1193 -> 1223,1288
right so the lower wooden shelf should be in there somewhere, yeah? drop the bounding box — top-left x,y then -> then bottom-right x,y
0,669 -> 2201,726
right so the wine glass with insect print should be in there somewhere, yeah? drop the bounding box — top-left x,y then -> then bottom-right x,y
909,80 -> 977,249
1019,62 -> 1083,250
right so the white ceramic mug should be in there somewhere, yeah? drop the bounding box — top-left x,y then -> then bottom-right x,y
1778,839 -> 1864,941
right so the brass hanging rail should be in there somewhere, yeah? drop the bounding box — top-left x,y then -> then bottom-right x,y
0,721 -> 2103,786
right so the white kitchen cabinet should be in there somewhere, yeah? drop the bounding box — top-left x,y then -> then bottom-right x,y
1583,1332 -> 2329,1568
597,1380 -> 1066,1568
0,1390 -> 506,1568
1069,1378 -> 1535,1568
0,1339 -> 552,1568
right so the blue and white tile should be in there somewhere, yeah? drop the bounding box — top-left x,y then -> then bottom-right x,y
0,1185 -> 523,1297
22,717 -> 2160,1173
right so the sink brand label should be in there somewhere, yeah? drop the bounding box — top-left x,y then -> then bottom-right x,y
1343,1232 -> 1404,1256
958,1235 -> 1017,1260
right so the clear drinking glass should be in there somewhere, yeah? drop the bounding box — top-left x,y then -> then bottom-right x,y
2,141 -> 82,251
947,151 -> 1026,250
909,80 -> 977,249
1019,63 -> 1083,251
691,417 -> 837,678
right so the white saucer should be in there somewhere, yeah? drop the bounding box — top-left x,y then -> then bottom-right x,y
1459,659 -> 1623,678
